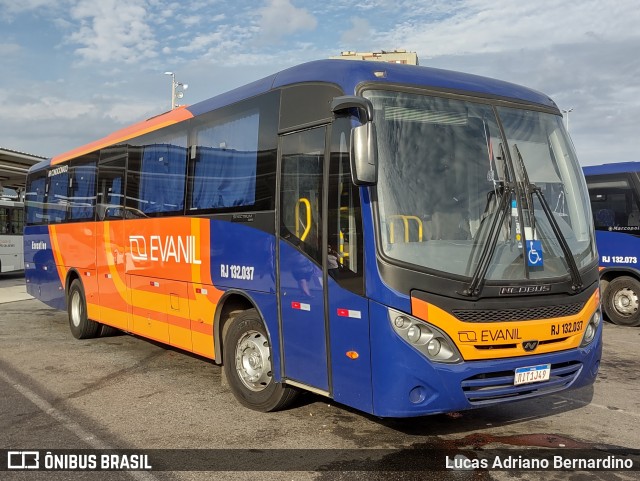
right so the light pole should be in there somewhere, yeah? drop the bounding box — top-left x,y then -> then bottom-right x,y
164,71 -> 188,110
562,108 -> 574,132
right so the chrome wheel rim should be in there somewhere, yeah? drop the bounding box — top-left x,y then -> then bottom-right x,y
70,290 -> 82,327
613,287 -> 638,317
235,330 -> 272,392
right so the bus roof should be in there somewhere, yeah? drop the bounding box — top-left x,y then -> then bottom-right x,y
188,59 -> 558,116
583,161 -> 640,176
46,59 -> 558,168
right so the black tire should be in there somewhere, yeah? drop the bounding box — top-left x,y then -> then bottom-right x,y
603,276 -> 640,327
67,279 -> 100,339
223,309 -> 297,412
99,324 -> 121,337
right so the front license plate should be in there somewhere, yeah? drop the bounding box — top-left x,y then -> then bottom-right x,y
514,364 -> 551,386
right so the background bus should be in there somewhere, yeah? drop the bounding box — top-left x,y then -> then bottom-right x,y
0,188 -> 25,273
24,59 -> 602,417
584,161 -> 640,326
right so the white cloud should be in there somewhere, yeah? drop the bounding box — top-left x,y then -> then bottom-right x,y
68,0 -> 158,64
0,0 -> 61,18
382,0 -> 640,58
179,15 -> 203,27
8,97 -> 94,121
340,18 -> 372,48
177,31 -> 225,53
104,101 -> 159,123
0,42 -> 21,56
256,0 -> 317,41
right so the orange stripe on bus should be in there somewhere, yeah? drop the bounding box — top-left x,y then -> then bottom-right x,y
48,225 -> 67,286
411,290 -> 600,361
50,106 -> 193,165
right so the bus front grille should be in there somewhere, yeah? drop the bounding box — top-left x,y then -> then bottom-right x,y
461,361 -> 582,405
452,303 -> 584,323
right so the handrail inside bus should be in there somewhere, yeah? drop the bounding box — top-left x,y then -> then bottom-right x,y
339,231 -> 350,265
389,215 -> 423,243
295,198 -> 312,242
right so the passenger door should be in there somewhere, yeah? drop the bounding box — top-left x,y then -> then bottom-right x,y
278,127 -> 329,391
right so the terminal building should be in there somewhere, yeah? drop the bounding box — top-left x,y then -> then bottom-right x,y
330,49 -> 419,65
0,147 -> 46,196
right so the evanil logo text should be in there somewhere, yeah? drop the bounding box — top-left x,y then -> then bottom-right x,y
129,235 -> 202,265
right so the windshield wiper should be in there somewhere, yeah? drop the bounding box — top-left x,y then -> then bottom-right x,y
463,142 -> 513,297
463,182 -> 513,297
513,144 -> 536,239
532,186 -> 583,291
512,144 -> 583,291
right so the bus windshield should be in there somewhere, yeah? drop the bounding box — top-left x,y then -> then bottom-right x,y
367,89 -> 596,282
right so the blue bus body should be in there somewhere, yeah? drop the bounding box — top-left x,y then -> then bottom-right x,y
584,162 -> 640,326
24,60 -> 602,417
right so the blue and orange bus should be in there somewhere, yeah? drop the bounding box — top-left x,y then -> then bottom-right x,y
584,162 -> 640,326
24,59 -> 602,417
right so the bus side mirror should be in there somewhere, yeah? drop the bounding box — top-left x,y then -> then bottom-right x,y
331,95 -> 378,186
351,122 -> 378,186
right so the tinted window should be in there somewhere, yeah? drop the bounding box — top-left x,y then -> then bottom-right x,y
127,130 -> 188,216
190,111 -> 259,210
47,166 -> 69,224
0,207 -> 12,234
187,91 -> 279,213
280,127 -> 325,265
10,206 -> 24,234
327,117 -> 364,295
98,147 -> 127,220
69,154 -> 98,221
25,173 -> 47,225
280,84 -> 343,131
587,174 -> 640,233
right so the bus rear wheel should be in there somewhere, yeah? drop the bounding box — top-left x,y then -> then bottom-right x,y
603,276 -> 640,327
68,279 -> 100,339
223,309 -> 297,412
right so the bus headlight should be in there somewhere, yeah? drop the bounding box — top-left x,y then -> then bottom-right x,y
389,309 -> 461,363
580,307 -> 602,347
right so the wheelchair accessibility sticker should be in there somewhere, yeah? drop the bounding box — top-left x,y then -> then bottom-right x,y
526,240 -> 543,267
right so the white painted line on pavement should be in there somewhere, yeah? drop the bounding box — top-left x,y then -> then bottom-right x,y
0,369 -> 160,481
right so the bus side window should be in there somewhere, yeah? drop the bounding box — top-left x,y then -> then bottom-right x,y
279,128 -> 325,265
69,154 -> 98,222
10,206 -> 24,234
97,148 -> 127,220
189,112 -> 260,211
48,166 -> 69,224
25,174 -> 47,225
137,143 -> 187,215
0,208 -> 8,234
328,118 -> 364,296
587,174 -> 640,231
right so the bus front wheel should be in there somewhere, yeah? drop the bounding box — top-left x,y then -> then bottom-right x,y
223,309 -> 297,412
68,279 -> 100,339
603,276 -> 640,327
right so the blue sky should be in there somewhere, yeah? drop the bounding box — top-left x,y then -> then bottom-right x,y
1,0 -> 639,166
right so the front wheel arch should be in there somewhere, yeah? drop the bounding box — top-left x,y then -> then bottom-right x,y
222,308 -> 297,412
213,291 -> 259,365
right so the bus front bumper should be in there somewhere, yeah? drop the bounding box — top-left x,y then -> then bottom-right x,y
369,303 -> 602,418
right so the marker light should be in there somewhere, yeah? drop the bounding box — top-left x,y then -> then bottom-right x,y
394,316 -> 409,329
580,307 -> 602,347
388,308 -> 461,363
